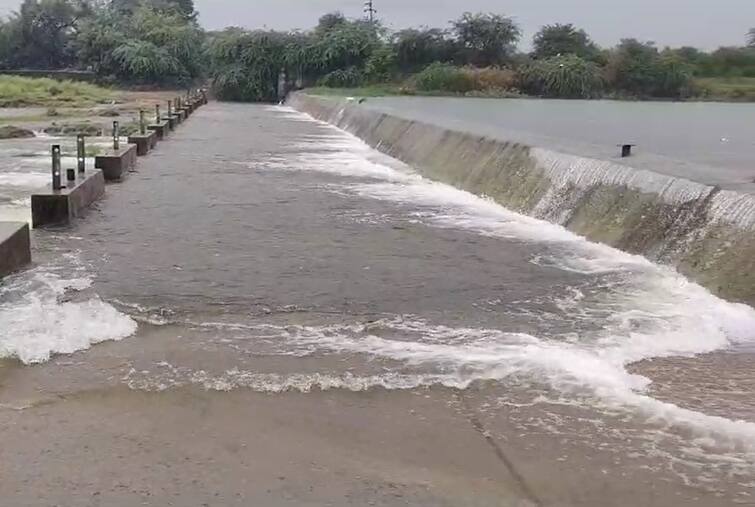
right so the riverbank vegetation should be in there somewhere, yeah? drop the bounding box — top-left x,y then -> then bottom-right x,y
0,1 -> 754,102
0,75 -> 112,107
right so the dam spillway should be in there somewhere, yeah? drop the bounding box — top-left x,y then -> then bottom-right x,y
287,93 -> 755,306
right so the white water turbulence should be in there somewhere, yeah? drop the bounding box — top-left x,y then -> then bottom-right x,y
0,254 -> 137,364
246,107 -> 755,453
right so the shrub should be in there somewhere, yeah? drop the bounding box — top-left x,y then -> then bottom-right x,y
519,55 -> 603,98
468,66 -> 517,91
414,62 -> 477,93
317,67 -> 363,88
364,46 -> 397,83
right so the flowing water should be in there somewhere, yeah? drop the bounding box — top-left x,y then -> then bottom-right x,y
0,103 -> 754,506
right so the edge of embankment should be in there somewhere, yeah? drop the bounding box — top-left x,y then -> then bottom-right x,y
287,92 -> 755,307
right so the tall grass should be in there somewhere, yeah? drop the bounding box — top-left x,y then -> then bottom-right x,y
0,76 -> 113,107
411,63 -> 517,95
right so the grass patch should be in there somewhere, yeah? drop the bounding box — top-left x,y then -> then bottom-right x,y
0,76 -> 113,108
0,113 -> 52,123
694,77 -> 755,101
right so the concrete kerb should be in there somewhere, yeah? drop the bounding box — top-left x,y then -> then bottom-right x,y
128,130 -> 158,156
27,99 -> 204,233
162,116 -> 177,130
148,121 -> 170,139
31,170 -> 105,228
0,222 -> 31,278
94,144 -> 137,181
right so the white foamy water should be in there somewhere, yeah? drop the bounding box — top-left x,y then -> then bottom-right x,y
233,107 -> 755,449
0,263 -> 138,364
0,171 -> 49,188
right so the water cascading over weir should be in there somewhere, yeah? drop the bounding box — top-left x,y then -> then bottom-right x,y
287,93 -> 755,306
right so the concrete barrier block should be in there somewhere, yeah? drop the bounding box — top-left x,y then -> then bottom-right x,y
128,131 -> 158,156
94,144 -> 137,181
147,121 -> 169,140
173,111 -> 185,123
31,170 -> 105,228
0,222 -> 31,278
162,116 -> 176,130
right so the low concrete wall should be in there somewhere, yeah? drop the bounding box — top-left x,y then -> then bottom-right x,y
0,222 -> 31,278
128,131 -> 158,156
95,144 -> 137,181
288,93 -> 755,306
31,170 -> 105,228
162,116 -> 177,130
147,122 -> 169,140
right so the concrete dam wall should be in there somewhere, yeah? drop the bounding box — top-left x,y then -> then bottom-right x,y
287,93 -> 755,306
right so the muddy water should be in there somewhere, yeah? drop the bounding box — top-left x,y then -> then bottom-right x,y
0,103 -> 754,506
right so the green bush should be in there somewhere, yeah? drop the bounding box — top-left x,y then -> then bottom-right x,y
519,55 -> 603,98
414,62 -> 477,93
364,46 -> 397,83
317,67 -> 363,88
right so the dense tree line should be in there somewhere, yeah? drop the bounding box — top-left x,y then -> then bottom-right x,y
0,0 -> 201,85
0,1 -> 753,101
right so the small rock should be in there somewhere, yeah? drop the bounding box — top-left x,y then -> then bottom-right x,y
0,125 -> 35,139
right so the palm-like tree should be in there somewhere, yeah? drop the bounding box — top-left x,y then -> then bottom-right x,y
748,28 -> 755,47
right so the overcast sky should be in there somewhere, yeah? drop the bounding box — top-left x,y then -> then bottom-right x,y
0,0 -> 752,50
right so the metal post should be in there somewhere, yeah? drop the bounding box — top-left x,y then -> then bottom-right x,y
77,134 -> 85,173
156,104 -> 161,123
51,144 -> 62,190
113,121 -> 120,150
364,0 -> 377,22
67,168 -> 76,184
168,100 -> 172,116
139,109 -> 146,135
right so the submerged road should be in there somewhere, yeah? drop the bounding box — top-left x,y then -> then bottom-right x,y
1,103 -> 754,506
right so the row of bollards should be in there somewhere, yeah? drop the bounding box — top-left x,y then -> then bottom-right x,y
51,134 -> 89,191
49,88 -> 208,191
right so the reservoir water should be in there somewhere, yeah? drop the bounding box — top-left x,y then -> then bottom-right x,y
0,102 -> 753,506
359,96 -> 755,193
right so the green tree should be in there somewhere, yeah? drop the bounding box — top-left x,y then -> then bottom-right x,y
748,28 -> 755,47
653,54 -> 693,98
605,39 -> 693,97
452,12 -> 521,66
208,29 -> 295,101
74,7 -> 125,74
363,45 -> 396,82
6,0 -> 90,69
532,23 -> 599,60
695,46 -> 755,77
314,12 -> 346,36
76,3 -> 203,84
605,39 -> 660,96
519,54 -> 603,98
309,19 -> 381,74
112,0 -> 195,19
392,27 -> 455,71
